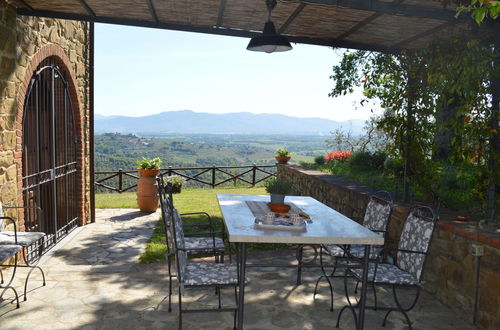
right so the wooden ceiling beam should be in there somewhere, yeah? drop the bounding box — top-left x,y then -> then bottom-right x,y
216,0 -> 227,27
15,0 -> 34,11
147,0 -> 159,23
278,3 -> 306,34
77,0 -> 96,17
285,0 -> 462,21
16,7 -> 398,53
336,0 -> 403,40
393,21 -> 454,49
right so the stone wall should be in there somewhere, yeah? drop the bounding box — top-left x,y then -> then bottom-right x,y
0,0 -> 91,227
279,164 -> 500,329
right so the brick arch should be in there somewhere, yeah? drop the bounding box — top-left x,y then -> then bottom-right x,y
15,43 -> 85,230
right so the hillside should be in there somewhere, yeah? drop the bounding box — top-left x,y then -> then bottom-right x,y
95,110 -> 364,135
94,133 -> 328,172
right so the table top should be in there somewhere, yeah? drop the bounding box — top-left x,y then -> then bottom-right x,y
217,194 -> 384,245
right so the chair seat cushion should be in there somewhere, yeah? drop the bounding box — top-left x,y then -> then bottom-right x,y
0,244 -> 22,263
184,262 -> 250,286
0,231 -> 45,247
185,237 -> 225,254
324,244 -> 382,259
351,263 -> 421,286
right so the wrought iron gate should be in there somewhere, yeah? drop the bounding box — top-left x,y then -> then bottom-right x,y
22,57 -> 79,252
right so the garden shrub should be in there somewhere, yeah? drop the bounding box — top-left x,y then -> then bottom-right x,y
314,155 -> 326,165
384,157 -> 404,177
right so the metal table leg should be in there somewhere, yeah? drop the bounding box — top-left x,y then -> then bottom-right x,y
357,245 -> 371,330
237,243 -> 247,330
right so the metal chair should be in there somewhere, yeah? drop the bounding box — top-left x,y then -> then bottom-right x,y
0,203 -> 46,301
336,205 -> 437,330
0,216 -> 21,310
157,181 -> 228,312
314,191 -> 393,311
171,206 -> 246,330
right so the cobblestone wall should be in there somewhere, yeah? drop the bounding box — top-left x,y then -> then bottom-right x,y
0,1 -> 91,227
279,164 -> 500,329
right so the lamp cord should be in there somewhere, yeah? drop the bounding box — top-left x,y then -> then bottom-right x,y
266,0 -> 277,20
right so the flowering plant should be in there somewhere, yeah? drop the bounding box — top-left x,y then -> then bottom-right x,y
325,151 -> 352,163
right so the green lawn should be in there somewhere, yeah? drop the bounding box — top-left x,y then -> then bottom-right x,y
95,186 -> 290,263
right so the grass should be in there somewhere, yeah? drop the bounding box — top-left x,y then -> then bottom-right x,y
96,186 -> 294,263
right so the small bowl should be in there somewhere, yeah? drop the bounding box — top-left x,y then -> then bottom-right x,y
268,203 -> 291,213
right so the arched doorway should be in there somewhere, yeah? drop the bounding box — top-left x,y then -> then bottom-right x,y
22,56 -> 79,251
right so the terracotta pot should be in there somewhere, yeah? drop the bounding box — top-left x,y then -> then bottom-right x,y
137,168 -> 160,212
275,156 -> 291,164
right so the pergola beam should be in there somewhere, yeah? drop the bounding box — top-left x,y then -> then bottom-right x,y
15,0 -> 33,11
77,0 -> 96,17
286,0 -> 460,21
147,0 -> 159,23
278,3 -> 306,34
393,21 -> 453,48
216,0 -> 227,27
16,8 -> 397,53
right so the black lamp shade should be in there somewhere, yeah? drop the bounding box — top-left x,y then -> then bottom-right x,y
247,21 -> 292,53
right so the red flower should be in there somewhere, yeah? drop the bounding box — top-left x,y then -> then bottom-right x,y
325,150 -> 352,163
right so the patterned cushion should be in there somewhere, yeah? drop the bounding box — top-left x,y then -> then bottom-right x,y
185,237 -> 225,253
173,210 -> 188,284
0,244 -> 22,263
351,263 -> 421,286
184,262 -> 249,286
397,213 -> 435,280
0,231 -> 45,246
363,199 -> 391,232
324,244 -> 382,259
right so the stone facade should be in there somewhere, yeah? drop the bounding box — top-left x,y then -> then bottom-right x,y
0,0 -> 91,228
279,164 -> 500,329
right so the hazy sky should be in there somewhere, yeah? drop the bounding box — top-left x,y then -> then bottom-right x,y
95,23 -> 375,121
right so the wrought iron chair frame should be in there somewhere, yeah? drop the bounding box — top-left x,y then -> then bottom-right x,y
170,206 -> 242,330
0,205 -> 46,301
336,205 -> 438,330
0,216 -> 21,310
313,190 -> 393,311
157,181 -> 229,312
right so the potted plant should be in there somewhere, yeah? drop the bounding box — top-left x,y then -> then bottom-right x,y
164,175 -> 185,194
275,147 -> 291,164
264,177 -> 293,205
136,157 -> 162,212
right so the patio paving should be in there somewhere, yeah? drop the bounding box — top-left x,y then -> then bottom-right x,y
1,209 -> 476,329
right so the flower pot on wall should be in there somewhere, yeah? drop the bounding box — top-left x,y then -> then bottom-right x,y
137,168 -> 160,212
275,156 -> 291,164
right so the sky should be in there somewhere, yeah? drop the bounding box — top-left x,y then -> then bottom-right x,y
95,23 -> 375,122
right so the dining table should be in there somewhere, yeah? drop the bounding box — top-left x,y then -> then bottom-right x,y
217,194 -> 384,330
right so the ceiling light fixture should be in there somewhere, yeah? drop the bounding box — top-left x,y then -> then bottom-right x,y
246,0 -> 292,53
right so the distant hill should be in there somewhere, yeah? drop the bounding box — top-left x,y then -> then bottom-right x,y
94,110 -> 364,135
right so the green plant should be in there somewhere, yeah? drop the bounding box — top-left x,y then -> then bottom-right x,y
136,157 -> 162,169
384,157 -> 404,177
164,175 -> 185,189
314,155 -> 325,165
275,147 -> 291,157
264,177 -> 293,195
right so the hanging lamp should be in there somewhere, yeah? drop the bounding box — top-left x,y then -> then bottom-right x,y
246,0 -> 292,53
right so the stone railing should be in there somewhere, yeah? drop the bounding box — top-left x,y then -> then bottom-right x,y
278,164 -> 499,329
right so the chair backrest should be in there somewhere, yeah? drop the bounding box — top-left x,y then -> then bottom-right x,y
157,179 -> 175,253
396,206 -> 437,282
171,208 -> 188,289
362,191 -> 392,234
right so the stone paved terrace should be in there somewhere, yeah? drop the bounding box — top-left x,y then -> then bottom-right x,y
1,209 -> 476,329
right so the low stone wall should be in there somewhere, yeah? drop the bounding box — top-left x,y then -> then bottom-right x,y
279,164 -> 500,329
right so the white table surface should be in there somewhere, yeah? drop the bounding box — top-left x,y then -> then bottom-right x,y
217,194 -> 384,245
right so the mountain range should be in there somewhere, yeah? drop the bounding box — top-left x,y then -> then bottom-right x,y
94,110 -> 365,135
